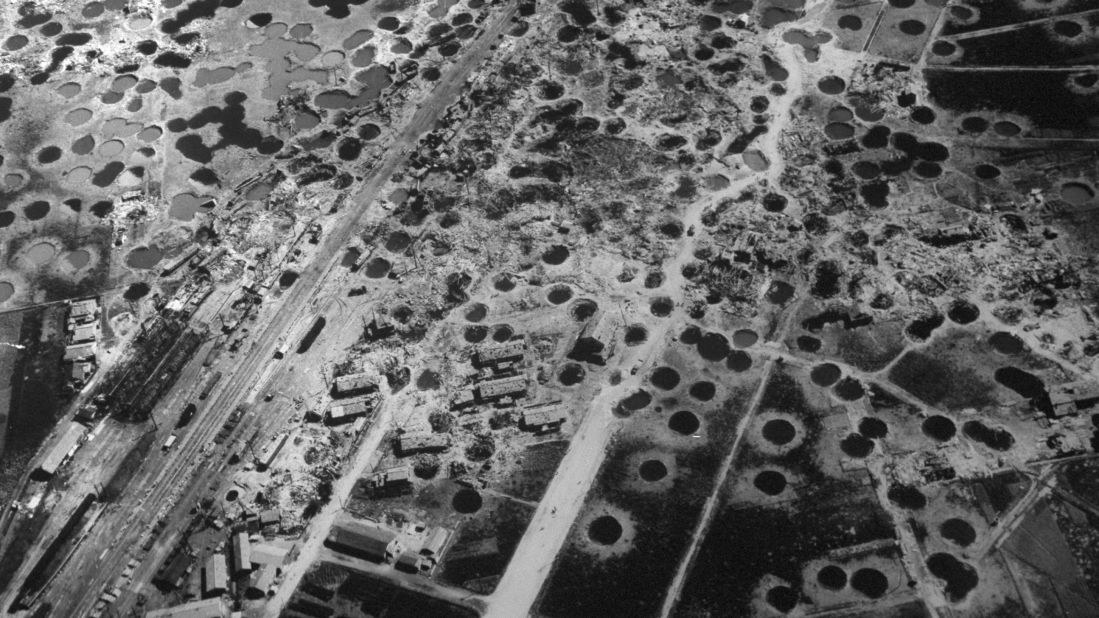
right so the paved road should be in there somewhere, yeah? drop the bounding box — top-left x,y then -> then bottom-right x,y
23,3 -> 520,616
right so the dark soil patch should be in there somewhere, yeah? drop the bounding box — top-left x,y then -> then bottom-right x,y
669,411 -> 700,435
279,270 -> 299,288
940,518 -> 976,547
364,257 -> 391,278
796,336 -> 821,352
494,275 -> 516,292
993,366 -> 1046,399
589,515 -> 623,545
809,363 -> 841,387
762,419 -> 796,445
465,303 -> 487,322
620,389 -> 652,412
754,471 -> 787,496
922,415 -> 956,442
817,565 -> 847,590
840,433 -> 874,458
464,325 -> 488,343
417,369 -> 440,390
680,325 -> 702,345
650,366 -> 681,391
887,484 -> 927,509
962,420 -> 1014,451
732,329 -> 758,348
767,281 -> 794,304
989,332 -> 1023,355
452,489 -> 483,514
718,349 -> 748,373
650,296 -> 674,317
926,553 -> 978,602
697,332 -> 730,361
689,381 -> 716,401
625,324 -> 647,346
858,417 -> 888,439
947,300 -> 979,324
542,244 -> 570,265
564,298 -> 596,323
559,363 -> 585,386
492,324 -> 513,342
547,284 -> 572,305
123,282 -> 150,300
833,377 -> 865,401
766,586 -> 797,613
850,568 -> 888,598
639,460 -> 667,482
906,312 -> 944,341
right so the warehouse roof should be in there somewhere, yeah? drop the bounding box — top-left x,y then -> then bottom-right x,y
38,422 -> 87,476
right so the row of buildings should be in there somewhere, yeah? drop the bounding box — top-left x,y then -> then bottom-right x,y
63,298 -> 99,387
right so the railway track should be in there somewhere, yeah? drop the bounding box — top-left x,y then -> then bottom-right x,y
35,2 -> 521,614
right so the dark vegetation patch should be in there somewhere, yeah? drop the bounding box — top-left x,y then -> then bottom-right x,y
674,369 -> 895,615
539,392 -> 748,616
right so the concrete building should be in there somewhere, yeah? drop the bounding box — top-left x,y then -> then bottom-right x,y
521,404 -> 567,433
249,564 -> 278,596
420,527 -> 452,561
325,395 -> 377,425
37,422 -> 87,477
364,312 -> 395,340
1049,380 -> 1099,417
202,554 -> 228,598
396,551 -> 422,574
333,371 -> 377,397
397,432 -> 449,456
250,543 -> 289,569
64,341 -> 98,362
70,322 -> 98,344
68,298 -> 99,324
231,531 -> 251,575
476,375 -> 527,403
70,360 -> 95,385
258,509 -> 281,529
145,598 -> 231,618
474,340 -> 526,368
366,465 -> 413,496
326,520 -> 400,563
450,387 -> 475,410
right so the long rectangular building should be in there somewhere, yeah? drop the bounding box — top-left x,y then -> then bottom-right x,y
203,554 -> 228,598
477,375 -> 527,401
146,598 -> 231,618
325,394 -> 378,425
474,340 -> 526,368
231,531 -> 251,575
333,371 -> 378,397
326,520 -> 399,563
38,422 -> 87,477
521,404 -> 567,432
397,432 -> 449,455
